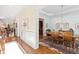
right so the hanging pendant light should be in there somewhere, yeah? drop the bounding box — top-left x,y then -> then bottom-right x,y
60,5 -> 64,30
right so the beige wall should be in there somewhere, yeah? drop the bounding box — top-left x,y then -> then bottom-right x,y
16,6 -> 39,49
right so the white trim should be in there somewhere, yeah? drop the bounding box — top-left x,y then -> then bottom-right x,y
17,42 -> 26,54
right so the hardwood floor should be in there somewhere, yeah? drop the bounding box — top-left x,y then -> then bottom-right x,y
0,36 -> 62,54
5,37 -> 16,43
16,37 -> 62,54
34,44 -> 62,54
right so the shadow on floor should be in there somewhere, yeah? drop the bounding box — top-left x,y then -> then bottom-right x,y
40,37 -> 78,54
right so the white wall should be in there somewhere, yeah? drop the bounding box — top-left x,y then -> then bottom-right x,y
49,12 -> 79,35
16,6 -> 39,49
41,11 -> 79,36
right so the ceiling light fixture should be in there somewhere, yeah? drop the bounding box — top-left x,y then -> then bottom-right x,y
60,5 -> 64,21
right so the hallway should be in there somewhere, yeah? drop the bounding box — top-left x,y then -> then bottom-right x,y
0,5 -> 39,54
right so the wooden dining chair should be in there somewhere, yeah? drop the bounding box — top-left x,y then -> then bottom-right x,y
51,32 -> 59,44
63,32 -> 73,52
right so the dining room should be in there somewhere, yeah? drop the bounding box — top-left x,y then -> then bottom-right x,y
39,5 -> 79,54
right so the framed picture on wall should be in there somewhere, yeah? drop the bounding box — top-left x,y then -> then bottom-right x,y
63,23 -> 69,29
22,17 -> 29,31
55,23 -> 61,29
75,23 -> 79,29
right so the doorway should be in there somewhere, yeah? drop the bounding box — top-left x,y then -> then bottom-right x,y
39,18 -> 43,40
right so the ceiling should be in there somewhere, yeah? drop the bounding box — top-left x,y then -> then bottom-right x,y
40,5 -> 79,17
0,5 -> 79,19
0,5 -> 24,19
0,5 -> 25,25
0,5 -> 46,25
0,5 -> 79,25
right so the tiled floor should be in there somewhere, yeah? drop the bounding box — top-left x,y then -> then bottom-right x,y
5,41 -> 23,54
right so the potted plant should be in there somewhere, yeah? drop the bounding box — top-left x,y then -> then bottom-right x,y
46,29 -> 51,36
